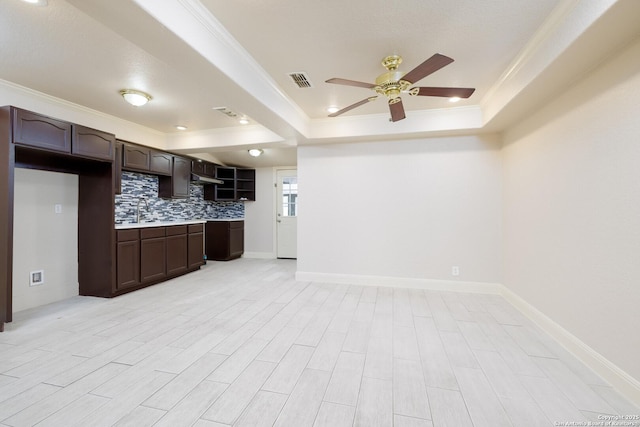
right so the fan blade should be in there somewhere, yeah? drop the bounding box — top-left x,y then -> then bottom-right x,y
411,87 -> 475,98
389,99 -> 406,122
328,97 -> 377,117
401,53 -> 454,84
325,78 -> 376,89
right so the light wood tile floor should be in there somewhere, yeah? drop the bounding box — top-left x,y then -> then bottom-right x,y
0,259 -> 637,426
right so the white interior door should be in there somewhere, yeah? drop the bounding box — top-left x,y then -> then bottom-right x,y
276,169 -> 297,259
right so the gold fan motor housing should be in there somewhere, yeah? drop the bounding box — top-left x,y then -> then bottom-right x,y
375,55 -> 410,100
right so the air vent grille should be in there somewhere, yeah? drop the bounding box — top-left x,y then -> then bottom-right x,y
212,106 -> 238,118
288,72 -> 313,88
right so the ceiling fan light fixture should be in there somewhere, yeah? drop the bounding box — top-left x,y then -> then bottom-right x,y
248,149 -> 263,157
120,89 -> 152,107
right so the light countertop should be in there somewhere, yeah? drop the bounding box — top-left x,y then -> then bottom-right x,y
115,218 -> 244,229
115,219 -> 206,230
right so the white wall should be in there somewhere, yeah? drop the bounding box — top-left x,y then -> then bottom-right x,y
12,169 -> 79,312
244,167 -> 277,258
503,36 -> 640,383
297,135 -> 503,287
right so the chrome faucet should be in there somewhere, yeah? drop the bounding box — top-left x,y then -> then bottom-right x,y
136,198 -> 149,223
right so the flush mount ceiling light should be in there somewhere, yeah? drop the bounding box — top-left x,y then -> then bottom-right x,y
248,149 -> 263,157
21,0 -> 48,6
448,97 -> 461,103
327,106 -> 340,114
238,117 -> 249,125
175,125 -> 187,131
120,89 -> 152,107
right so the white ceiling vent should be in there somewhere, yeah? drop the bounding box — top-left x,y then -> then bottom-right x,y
288,72 -> 313,88
212,106 -> 238,118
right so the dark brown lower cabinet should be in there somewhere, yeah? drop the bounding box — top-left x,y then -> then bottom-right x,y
188,224 -> 204,269
114,223 -> 204,296
206,220 -> 244,261
140,228 -> 166,283
116,229 -> 140,290
166,226 -> 188,276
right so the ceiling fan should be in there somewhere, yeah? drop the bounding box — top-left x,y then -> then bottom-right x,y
326,53 -> 475,122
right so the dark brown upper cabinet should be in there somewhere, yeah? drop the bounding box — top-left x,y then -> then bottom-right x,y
192,159 -> 217,178
150,151 -> 172,176
236,168 -> 256,201
123,143 -> 150,171
72,125 -> 115,161
158,155 -> 190,199
12,109 -> 72,154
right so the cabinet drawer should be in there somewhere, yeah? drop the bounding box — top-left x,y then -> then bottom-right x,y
117,229 -> 139,242
12,108 -> 71,153
72,125 -> 115,161
140,227 -> 165,239
188,223 -> 203,233
229,221 -> 244,229
166,225 -> 188,236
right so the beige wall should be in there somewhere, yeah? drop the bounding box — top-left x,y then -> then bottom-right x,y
503,36 -> 640,381
12,169 -> 79,312
244,167 -> 277,258
297,134 -> 503,285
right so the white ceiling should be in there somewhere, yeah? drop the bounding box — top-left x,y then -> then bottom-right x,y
1,0 -> 639,167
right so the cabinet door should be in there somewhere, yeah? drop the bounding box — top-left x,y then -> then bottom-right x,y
12,108 -> 71,153
72,125 -> 115,161
229,224 -> 244,258
166,226 -> 188,276
203,162 -> 216,178
140,237 -> 166,283
150,151 -> 173,176
172,156 -> 191,198
116,240 -> 140,290
188,232 -> 204,269
123,144 -> 150,171
192,160 -> 205,175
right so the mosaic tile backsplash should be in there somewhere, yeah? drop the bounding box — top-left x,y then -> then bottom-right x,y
115,171 -> 244,224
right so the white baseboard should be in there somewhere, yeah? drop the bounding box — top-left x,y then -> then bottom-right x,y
242,251 -> 277,259
295,271 -> 502,294
295,270 -> 640,407
500,286 -> 640,407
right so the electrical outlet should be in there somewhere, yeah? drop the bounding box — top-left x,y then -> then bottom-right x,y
54,204 -> 62,214
30,270 -> 44,286
452,266 -> 460,276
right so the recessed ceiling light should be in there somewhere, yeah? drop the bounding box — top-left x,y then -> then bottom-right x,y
175,125 -> 187,131
120,89 -> 152,107
327,106 -> 339,114
238,118 -> 249,125
449,97 -> 461,103
21,0 -> 48,6
248,149 -> 263,157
